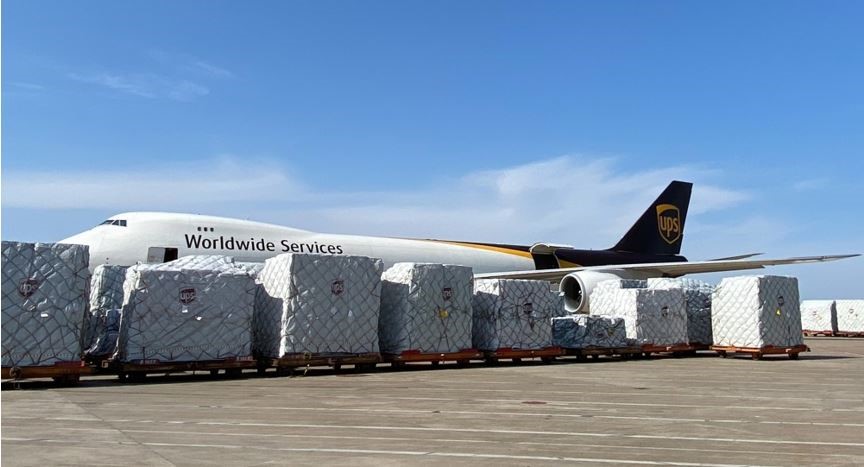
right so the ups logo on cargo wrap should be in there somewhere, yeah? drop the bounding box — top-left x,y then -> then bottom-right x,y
331,280 -> 345,296
18,278 -> 40,298
179,288 -> 197,304
656,204 -> 681,245
441,287 -> 453,301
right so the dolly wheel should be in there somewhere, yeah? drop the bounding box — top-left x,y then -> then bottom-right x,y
789,353 -> 800,360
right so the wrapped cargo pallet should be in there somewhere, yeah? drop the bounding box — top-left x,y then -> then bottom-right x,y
113,262 -> 257,363
472,279 -> 564,351
255,253 -> 383,357
552,315 -> 628,349
590,281 -> 688,345
648,278 -> 714,345
379,263 -> 473,354
835,300 -> 864,334
2,241 -> 90,367
711,275 -> 803,348
83,265 -> 129,358
799,300 -> 838,333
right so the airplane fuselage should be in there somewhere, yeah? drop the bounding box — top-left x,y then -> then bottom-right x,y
61,212 -> 543,272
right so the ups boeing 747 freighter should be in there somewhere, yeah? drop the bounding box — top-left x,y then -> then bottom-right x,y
59,181 -> 857,312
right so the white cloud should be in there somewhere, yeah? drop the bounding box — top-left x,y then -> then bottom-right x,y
68,72 -> 209,101
1,154 -> 736,247
793,177 -> 829,192
7,82 -> 46,91
2,157 -> 302,210
1,155 -> 750,247
190,60 -> 234,78
147,50 -> 234,78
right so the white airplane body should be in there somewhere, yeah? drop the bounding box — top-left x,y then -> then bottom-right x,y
62,212 -> 534,274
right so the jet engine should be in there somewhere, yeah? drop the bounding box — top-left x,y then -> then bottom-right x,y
559,270 -> 644,313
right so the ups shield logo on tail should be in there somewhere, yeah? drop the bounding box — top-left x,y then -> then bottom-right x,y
656,204 -> 681,245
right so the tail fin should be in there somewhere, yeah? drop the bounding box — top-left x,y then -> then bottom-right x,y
610,180 -> 692,255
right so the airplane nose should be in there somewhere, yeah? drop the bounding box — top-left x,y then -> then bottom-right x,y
58,230 -> 105,266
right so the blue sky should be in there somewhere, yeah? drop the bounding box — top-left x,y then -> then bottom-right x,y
3,1 -> 862,298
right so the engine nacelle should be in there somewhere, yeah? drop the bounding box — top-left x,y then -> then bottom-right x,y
559,270 -> 642,313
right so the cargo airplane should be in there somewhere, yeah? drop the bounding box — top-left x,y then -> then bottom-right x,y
59,181 -> 857,312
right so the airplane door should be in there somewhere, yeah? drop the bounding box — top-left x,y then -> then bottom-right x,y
146,247 -> 179,263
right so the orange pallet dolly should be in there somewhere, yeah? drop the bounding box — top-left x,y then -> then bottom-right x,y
710,344 -> 810,360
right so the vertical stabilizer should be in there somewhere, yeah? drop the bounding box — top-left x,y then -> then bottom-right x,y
610,181 -> 692,255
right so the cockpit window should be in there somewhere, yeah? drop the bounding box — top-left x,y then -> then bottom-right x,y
99,219 -> 128,227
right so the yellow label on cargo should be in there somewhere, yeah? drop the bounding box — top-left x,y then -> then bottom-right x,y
776,309 -> 782,316
438,309 -> 449,319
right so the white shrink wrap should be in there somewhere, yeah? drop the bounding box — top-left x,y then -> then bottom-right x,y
114,264 -> 257,363
379,263 -> 473,354
85,309 -> 121,358
590,284 -> 688,345
83,265 -> 129,355
835,300 -> 864,333
472,279 -> 565,350
648,278 -> 714,345
147,255 -> 239,271
90,265 -> 129,314
594,279 -> 648,293
799,300 -> 838,333
2,241 -> 90,367
256,253 -> 383,358
711,275 -> 803,348
552,315 -> 628,349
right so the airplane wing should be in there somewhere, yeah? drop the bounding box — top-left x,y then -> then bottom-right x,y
473,254 -> 860,282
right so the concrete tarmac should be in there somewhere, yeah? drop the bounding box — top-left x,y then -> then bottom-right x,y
3,338 -> 863,466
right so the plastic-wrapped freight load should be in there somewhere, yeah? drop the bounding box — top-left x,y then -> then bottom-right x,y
2,241 -> 90,367
711,275 -> 803,348
799,300 -> 838,333
83,265 -> 129,358
113,262 -> 257,363
648,278 -> 714,345
835,300 -> 864,334
472,279 -> 565,351
379,263 -> 473,354
256,253 -> 383,357
590,281 -> 688,345
551,315 -> 628,349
